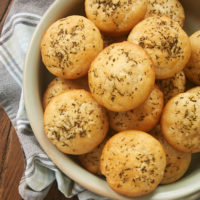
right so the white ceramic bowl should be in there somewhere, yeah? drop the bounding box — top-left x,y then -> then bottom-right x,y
23,0 -> 200,199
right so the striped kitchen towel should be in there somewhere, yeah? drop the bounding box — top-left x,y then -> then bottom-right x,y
0,0 -> 109,199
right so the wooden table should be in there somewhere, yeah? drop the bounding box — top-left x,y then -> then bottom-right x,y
0,1 -> 78,199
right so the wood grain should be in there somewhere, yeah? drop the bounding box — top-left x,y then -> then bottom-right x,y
0,106 -> 24,200
45,182 -> 78,200
0,0 -> 13,33
0,0 -> 11,20
0,107 -> 78,200
0,1 -> 78,199
0,104 -> 79,200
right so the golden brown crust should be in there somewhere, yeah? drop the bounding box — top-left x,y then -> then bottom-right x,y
43,76 -> 89,109
79,137 -> 109,175
43,90 -> 109,155
100,130 -> 166,197
128,16 -> 191,79
43,77 -> 80,109
161,92 -> 200,153
41,15 -> 103,79
156,71 -> 186,103
145,0 -> 185,27
108,85 -> 164,132
74,75 -> 90,91
150,125 -> 191,184
88,41 -> 155,112
186,86 -> 200,96
85,0 -> 147,36
184,30 -> 200,85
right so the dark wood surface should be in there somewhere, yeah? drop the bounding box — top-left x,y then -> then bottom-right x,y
0,106 -> 24,200
0,1 -> 78,200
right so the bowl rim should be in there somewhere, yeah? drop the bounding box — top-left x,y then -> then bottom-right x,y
23,0 -> 200,199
